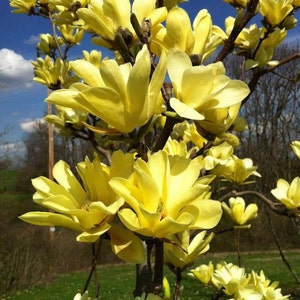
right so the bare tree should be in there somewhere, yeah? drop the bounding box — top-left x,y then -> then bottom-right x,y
16,120 -> 94,191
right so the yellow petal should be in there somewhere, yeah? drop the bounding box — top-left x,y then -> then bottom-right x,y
19,212 -> 83,232
170,98 -> 205,120
76,223 -> 111,242
70,60 -> 103,87
109,224 -> 146,263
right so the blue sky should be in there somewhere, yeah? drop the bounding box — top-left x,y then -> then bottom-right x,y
0,1 -> 299,149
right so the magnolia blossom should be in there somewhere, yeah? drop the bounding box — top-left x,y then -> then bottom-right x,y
77,0 -> 167,49
154,7 -> 226,62
20,151 -> 146,263
10,0 -> 36,13
259,0 -> 294,26
190,262 -> 289,299
47,45 -> 167,133
212,262 -> 251,296
225,17 -> 261,50
32,56 -> 78,89
209,154 -> 261,184
271,177 -> 300,209
164,230 -> 213,269
167,48 -> 250,134
189,261 -> 214,284
222,197 -> 258,226
109,150 -> 222,241
45,105 -> 88,136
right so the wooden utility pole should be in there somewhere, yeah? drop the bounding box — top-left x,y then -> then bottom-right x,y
48,98 -> 55,245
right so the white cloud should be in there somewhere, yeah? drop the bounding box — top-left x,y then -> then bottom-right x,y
0,48 -> 33,89
20,118 -> 45,133
24,35 -> 40,45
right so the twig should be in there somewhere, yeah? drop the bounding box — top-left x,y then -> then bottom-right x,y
214,0 -> 259,62
82,239 -> 103,295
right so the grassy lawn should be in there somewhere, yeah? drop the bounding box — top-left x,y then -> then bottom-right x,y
3,252 -> 300,300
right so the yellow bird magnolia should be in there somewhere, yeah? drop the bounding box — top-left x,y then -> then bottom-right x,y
77,0 -> 167,49
210,155 -> 261,184
167,48 -> 250,134
259,0 -> 294,26
164,230 -> 214,269
154,8 -> 226,63
109,150 -> 222,241
32,56 -> 78,89
271,177 -> 300,209
10,0 -> 36,14
222,197 -> 258,226
19,151 -> 146,263
46,45 -> 167,133
45,105 -> 88,136
211,262 -> 251,296
225,17 -> 261,50
189,261 -> 214,285
37,33 -> 62,55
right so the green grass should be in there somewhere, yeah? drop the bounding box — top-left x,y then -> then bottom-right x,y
0,170 -> 18,192
3,252 -> 300,300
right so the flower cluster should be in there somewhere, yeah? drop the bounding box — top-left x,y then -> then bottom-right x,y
190,261 -> 290,300
10,0 -> 299,298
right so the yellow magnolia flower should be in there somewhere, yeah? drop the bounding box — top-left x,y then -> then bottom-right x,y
156,8 -> 226,63
167,48 -> 250,133
109,150 -> 222,240
225,17 -> 261,50
32,56 -> 78,89
163,138 -> 199,159
189,261 -> 214,284
37,33 -> 62,55
212,262 -> 250,296
19,151 -> 131,241
58,24 -> 85,45
82,49 -> 103,69
171,121 -> 207,149
20,151 -> 146,263
251,270 -> 290,299
291,141 -> 300,159
164,230 -> 214,269
222,197 -> 258,226
10,0 -> 36,14
271,177 -> 300,209
45,105 -> 88,135
77,0 -> 167,49
259,0 -> 294,26
46,45 -> 166,133
203,142 -> 234,171
210,155 -> 261,184
246,27 -> 287,69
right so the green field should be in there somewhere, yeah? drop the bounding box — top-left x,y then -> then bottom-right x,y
2,252 -> 300,300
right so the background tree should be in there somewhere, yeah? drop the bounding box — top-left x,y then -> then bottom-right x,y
17,120 -> 94,192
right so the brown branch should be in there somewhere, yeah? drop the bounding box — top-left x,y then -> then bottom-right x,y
218,189 -> 292,216
266,52 -> 300,76
214,0 -> 259,62
242,52 -> 300,105
48,12 -> 65,60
